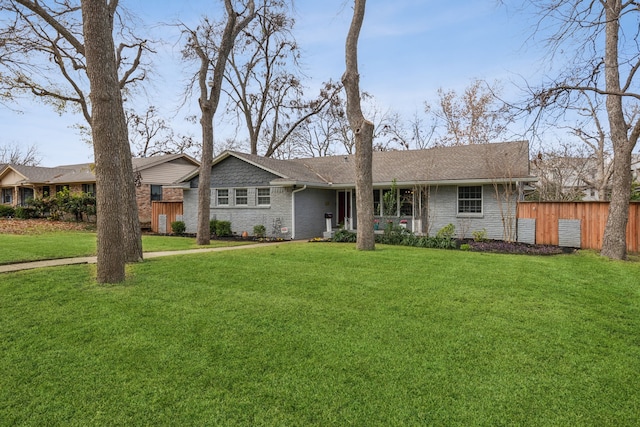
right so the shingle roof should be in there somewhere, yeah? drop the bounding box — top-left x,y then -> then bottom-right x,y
223,141 -> 534,187
2,164 -> 94,184
131,153 -> 199,171
1,154 -> 200,185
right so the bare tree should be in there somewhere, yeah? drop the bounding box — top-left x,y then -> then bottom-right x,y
127,106 -> 198,158
222,1 -> 341,157
343,0 -> 374,250
0,142 -> 40,165
563,91 -> 614,200
279,91 -> 410,158
0,0 -> 146,269
181,0 -> 256,246
521,0 -> 640,260
425,79 -> 512,146
529,147 -> 590,201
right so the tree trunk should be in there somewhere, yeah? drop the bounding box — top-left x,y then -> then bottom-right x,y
196,108 -> 214,246
602,150 -> 632,259
81,0 -> 126,282
343,0 -> 375,250
119,140 -> 143,262
601,0 -> 631,260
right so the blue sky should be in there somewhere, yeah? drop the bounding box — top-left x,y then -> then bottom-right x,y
1,0 -> 548,166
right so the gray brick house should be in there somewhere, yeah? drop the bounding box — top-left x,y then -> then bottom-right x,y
181,141 -> 536,240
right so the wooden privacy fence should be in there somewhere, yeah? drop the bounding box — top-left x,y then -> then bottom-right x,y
151,201 -> 183,234
517,202 -> 640,252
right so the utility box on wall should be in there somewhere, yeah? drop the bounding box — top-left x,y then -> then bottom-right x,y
558,219 -> 581,248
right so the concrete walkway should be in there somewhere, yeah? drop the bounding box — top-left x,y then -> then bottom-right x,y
0,241 -> 295,274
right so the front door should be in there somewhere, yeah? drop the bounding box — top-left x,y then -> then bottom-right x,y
337,191 -> 352,229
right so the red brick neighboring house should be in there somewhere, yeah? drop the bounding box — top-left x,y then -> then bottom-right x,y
0,154 -> 199,226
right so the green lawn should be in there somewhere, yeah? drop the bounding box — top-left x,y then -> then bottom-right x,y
2,243 -> 640,425
0,231 -> 250,264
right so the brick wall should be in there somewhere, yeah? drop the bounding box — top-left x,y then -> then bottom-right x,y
136,185 -> 184,225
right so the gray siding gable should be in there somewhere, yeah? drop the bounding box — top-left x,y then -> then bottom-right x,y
191,156 -> 280,188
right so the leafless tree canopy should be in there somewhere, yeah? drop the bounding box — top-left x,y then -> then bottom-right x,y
0,142 -> 40,165
0,0 -> 152,123
220,0 -> 341,157
425,79 -> 513,147
127,106 -> 198,158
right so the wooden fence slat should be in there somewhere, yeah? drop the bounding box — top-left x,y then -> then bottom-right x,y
518,202 -> 640,253
151,201 -> 184,234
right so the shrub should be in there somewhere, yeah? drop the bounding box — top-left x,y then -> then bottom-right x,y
27,189 -> 96,222
0,205 -> 15,218
472,228 -> 488,242
14,206 -> 38,219
333,228 -> 357,243
210,220 -> 232,237
253,224 -> 266,238
460,243 -> 471,251
436,223 -> 456,240
375,223 -> 411,245
171,221 -> 186,235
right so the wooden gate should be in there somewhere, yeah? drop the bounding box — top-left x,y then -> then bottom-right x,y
517,202 -> 640,252
151,201 -> 183,234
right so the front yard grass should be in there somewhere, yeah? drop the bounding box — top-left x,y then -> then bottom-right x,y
0,231 -> 251,264
1,243 -> 640,425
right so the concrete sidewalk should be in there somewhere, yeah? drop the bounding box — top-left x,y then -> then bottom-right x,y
0,241 -> 294,274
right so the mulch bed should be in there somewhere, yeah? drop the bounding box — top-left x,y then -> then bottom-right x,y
464,239 -> 576,255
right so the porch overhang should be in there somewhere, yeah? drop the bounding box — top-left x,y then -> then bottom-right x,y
272,176 -> 538,189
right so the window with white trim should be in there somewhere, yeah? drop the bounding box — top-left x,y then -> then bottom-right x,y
235,188 -> 248,205
217,189 -> 229,206
458,186 -> 482,214
257,188 -> 270,205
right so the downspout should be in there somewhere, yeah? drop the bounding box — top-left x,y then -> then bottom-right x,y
291,185 -> 307,240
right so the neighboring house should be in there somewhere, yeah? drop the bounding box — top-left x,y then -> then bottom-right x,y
180,141 -> 536,240
0,154 -> 199,225
529,155 -> 613,201
131,154 -> 200,226
0,163 -> 96,206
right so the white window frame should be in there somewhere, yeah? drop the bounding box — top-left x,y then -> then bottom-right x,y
457,185 -> 483,216
235,188 -> 248,206
257,188 -> 271,206
217,189 -> 229,206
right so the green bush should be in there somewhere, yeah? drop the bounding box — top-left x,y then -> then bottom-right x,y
171,221 -> 186,235
24,189 -> 96,221
436,223 -> 456,240
333,229 -> 357,243
253,224 -> 266,238
210,220 -> 232,237
0,205 -> 15,218
14,206 -> 38,219
472,228 -> 488,242
331,222 -> 458,250
375,223 -> 412,245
